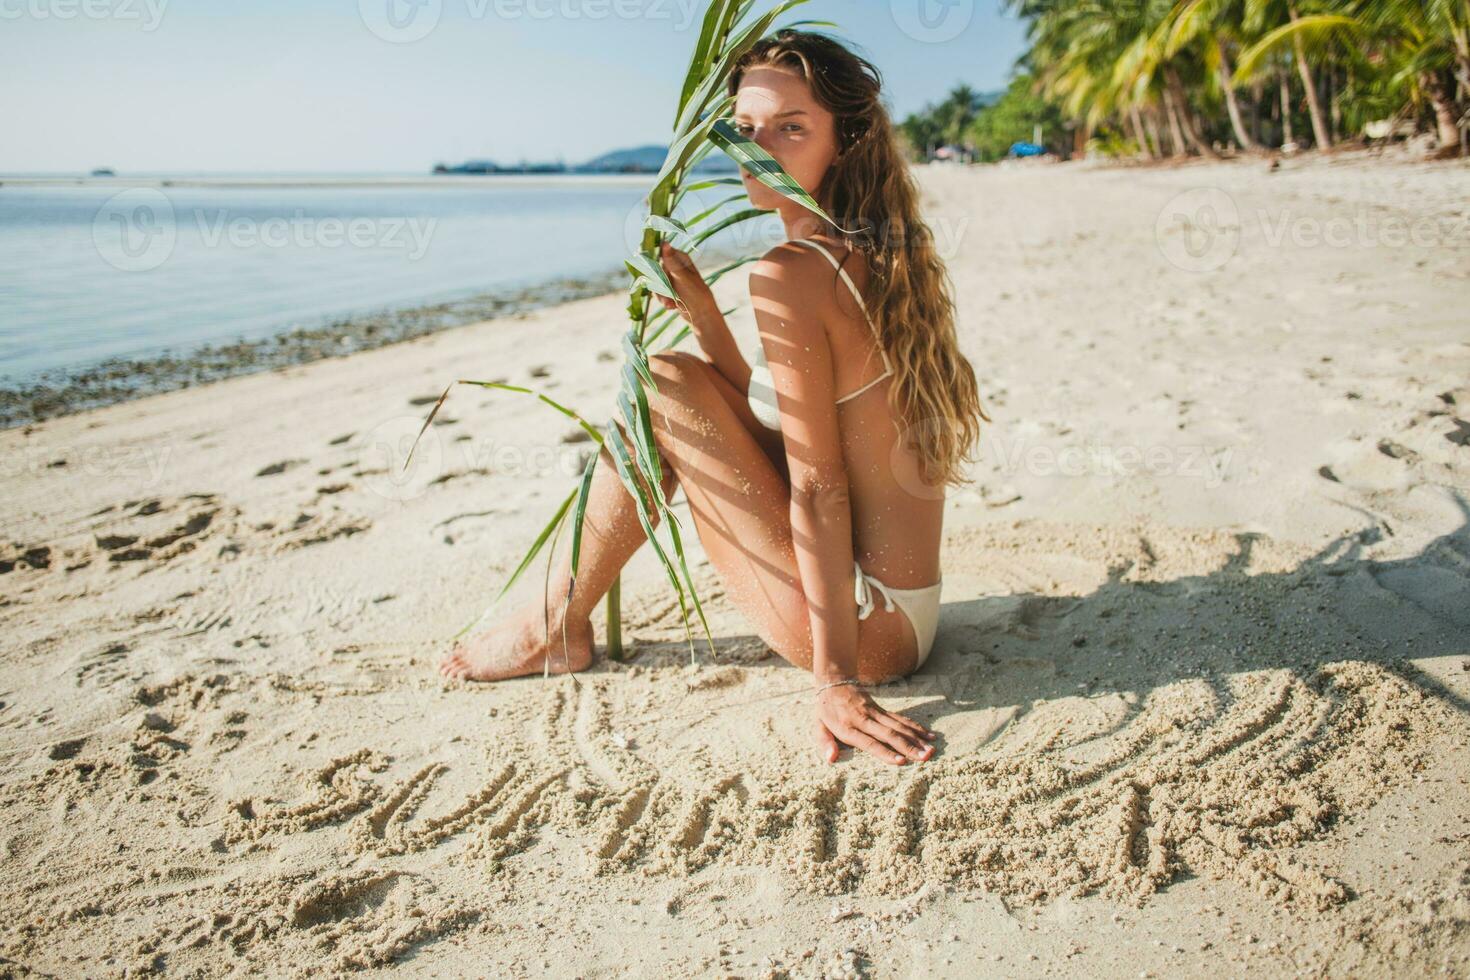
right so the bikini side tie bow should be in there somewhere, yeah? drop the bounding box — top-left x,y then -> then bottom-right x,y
853,560 -> 896,620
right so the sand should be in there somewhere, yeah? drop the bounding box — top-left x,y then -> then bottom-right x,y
2,149 -> 1468,978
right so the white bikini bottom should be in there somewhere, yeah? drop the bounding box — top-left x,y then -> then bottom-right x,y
853,560 -> 944,669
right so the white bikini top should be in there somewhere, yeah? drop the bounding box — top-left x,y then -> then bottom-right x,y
747,237 -> 893,433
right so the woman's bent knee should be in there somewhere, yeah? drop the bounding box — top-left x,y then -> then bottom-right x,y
649,350 -> 705,376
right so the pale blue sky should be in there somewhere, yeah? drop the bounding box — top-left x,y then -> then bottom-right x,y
1,0 -> 1027,173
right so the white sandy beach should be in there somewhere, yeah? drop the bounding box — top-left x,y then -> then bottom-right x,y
2,151 -> 1468,977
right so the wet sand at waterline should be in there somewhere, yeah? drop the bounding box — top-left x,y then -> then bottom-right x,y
2,150 -> 1467,977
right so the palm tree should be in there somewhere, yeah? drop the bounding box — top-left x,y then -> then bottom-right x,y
1000,0 -> 1465,157
1010,0 -> 1156,153
1238,0 -> 1468,150
936,84 -> 988,148
1239,0 -> 1349,148
1351,0 -> 1467,148
1161,0 -> 1264,151
898,109 -> 946,160
1010,0 -> 1228,158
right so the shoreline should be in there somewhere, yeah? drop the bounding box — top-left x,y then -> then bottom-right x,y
0,173 -> 670,188
0,265 -> 636,429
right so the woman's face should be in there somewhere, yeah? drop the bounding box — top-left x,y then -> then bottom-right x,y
733,64 -> 841,212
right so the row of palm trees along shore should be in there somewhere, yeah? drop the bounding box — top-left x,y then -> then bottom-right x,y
899,0 -> 1469,163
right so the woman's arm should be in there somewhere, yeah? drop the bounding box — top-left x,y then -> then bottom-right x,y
751,246 -> 935,767
748,248 -> 858,681
688,305 -> 753,396
656,242 -> 751,394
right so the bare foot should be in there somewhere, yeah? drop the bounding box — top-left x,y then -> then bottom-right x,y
439,605 -> 594,681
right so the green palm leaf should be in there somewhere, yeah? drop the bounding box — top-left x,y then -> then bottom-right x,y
1236,14 -> 1361,81
707,118 -> 857,232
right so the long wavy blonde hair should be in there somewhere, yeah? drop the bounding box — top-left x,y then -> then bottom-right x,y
729,28 -> 991,489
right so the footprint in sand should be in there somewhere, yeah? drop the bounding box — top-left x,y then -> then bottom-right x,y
267,511 -> 372,551
47,737 -> 85,761
432,510 -> 503,546
255,459 -> 306,478
74,640 -> 132,688
6,494 -> 226,580
0,544 -> 52,574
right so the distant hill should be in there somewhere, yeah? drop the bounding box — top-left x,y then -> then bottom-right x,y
433,142 -> 740,176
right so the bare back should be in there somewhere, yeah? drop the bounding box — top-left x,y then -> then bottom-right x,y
806,236 -> 944,590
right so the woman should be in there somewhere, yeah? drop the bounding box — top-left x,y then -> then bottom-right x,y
440,30 -> 990,768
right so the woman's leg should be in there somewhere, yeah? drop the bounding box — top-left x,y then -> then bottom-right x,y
442,349 -> 771,683
439,427 -> 677,681
440,349 -> 914,682
637,352 -> 915,682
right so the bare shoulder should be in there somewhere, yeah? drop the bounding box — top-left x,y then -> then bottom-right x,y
749,240 -> 838,327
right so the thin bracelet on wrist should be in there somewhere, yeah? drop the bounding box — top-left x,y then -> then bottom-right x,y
814,678 -> 863,695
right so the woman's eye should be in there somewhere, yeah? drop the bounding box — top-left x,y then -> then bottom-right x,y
736,124 -> 801,135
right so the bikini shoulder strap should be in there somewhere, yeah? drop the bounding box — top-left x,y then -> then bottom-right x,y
790,238 -> 873,326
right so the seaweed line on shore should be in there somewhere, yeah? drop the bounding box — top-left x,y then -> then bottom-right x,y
0,264 -> 638,430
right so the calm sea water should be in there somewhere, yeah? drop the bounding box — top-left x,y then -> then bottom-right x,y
0,176 -> 768,382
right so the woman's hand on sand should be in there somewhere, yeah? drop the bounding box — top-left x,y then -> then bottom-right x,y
656,240 -> 716,325
813,684 -> 936,766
